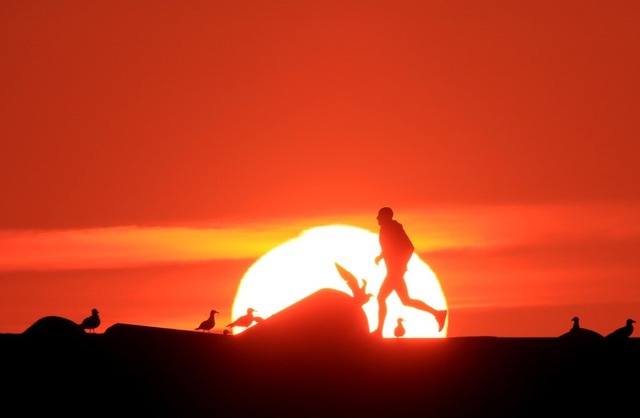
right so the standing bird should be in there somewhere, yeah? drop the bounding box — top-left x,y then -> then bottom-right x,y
334,262 -> 373,306
195,309 -> 219,333
226,308 -> 259,331
559,316 -> 603,340
605,318 -> 636,340
394,318 -> 406,338
79,308 -> 100,333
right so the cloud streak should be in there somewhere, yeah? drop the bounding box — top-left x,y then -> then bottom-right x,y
0,224 -> 300,270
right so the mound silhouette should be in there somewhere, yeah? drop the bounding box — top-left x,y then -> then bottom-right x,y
23,315 -> 86,338
238,288 -> 370,346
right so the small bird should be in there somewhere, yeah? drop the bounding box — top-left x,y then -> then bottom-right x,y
605,318 -> 636,340
226,308 -> 259,330
195,309 -> 219,333
334,262 -> 373,306
559,316 -> 603,340
394,318 -> 406,338
79,308 -> 100,333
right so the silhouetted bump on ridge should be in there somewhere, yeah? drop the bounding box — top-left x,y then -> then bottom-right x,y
23,316 -> 86,338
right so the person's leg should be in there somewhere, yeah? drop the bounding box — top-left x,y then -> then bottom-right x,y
394,269 -> 448,332
373,278 -> 393,336
395,279 -> 438,316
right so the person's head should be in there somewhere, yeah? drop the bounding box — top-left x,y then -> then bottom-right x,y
377,207 -> 394,224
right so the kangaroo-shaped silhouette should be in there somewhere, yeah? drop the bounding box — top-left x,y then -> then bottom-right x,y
334,262 -> 373,306
195,309 -> 219,332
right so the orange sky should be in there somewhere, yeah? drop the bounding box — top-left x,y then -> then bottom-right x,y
1,1 -> 639,337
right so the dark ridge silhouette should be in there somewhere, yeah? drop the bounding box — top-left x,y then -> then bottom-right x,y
394,317 -> 406,338
4,296 -> 640,417
605,318 -> 636,340
195,309 -> 219,332
105,322 -> 229,346
226,307 -> 259,331
558,316 -> 604,341
79,308 -> 100,333
334,262 -> 373,305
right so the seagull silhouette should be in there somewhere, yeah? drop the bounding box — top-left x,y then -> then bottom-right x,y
79,308 -> 100,333
195,309 -> 219,333
226,308 -> 259,330
334,262 -> 373,306
394,318 -> 406,338
605,318 -> 636,340
559,316 -> 603,340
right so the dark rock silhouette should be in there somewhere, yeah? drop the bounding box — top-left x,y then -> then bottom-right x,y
334,262 -> 373,306
226,307 -> 259,331
394,317 -> 406,338
605,318 -> 636,340
79,308 -> 100,333
559,316 -> 604,340
195,309 -> 219,332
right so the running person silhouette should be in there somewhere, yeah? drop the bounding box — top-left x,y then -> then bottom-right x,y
372,207 -> 447,337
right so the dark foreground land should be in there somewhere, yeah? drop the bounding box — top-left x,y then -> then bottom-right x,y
2,290 -> 639,417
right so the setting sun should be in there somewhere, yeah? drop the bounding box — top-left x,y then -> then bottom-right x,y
231,224 -> 448,338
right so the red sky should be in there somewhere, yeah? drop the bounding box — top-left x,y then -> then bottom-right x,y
1,1 -> 639,337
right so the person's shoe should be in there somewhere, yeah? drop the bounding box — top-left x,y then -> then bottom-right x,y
436,310 -> 448,332
371,328 -> 383,338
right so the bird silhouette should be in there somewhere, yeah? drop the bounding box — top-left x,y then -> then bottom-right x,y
334,262 -> 373,306
226,308 -> 259,331
394,318 -> 406,338
195,309 -> 219,332
79,308 -> 100,333
559,316 -> 603,340
605,318 -> 636,340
